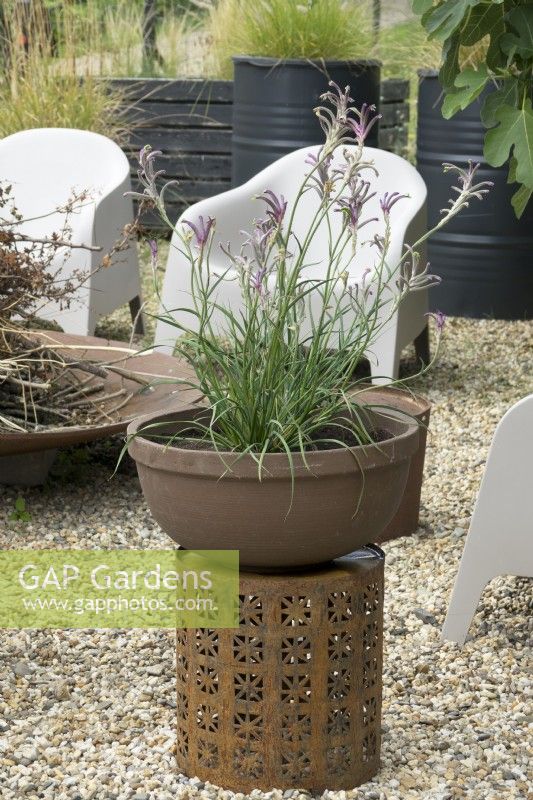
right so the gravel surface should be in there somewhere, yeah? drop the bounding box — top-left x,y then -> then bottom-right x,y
1,313 -> 532,800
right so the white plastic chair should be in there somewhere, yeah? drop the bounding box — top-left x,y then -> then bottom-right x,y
442,394 -> 533,644
154,145 -> 429,383
0,127 -> 143,335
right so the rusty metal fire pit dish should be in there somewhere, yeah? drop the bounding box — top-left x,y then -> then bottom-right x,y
0,331 -> 199,485
176,547 -> 385,793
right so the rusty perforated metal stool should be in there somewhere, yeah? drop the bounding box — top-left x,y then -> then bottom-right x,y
176,547 -> 385,793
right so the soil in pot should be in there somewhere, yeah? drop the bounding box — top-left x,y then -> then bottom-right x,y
146,422 -> 392,452
127,406 -> 419,572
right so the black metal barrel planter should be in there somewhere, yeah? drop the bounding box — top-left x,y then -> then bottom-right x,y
231,56 -> 381,185
114,76 -> 409,231
417,71 -> 533,320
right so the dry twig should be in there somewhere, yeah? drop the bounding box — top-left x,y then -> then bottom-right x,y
0,181 -> 145,433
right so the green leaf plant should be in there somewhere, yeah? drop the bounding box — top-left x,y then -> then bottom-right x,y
8,496 -> 31,524
413,0 -> 533,217
125,84 -> 491,475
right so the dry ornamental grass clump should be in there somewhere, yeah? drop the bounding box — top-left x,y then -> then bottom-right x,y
0,0 -> 130,141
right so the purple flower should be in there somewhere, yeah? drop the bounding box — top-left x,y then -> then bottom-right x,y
319,81 -> 353,121
305,151 -> 333,199
314,82 -> 356,152
336,197 -> 364,232
444,160 -> 493,195
348,103 -> 382,146
380,191 -> 409,217
250,266 -> 268,298
138,145 -> 165,185
336,179 -> 377,233
139,144 -> 158,169
244,218 -> 273,266
399,247 -> 441,292
127,145 -> 169,205
260,189 -> 288,226
148,239 -> 158,267
347,267 -> 374,303
440,161 -> 493,216
426,310 -> 446,333
183,215 -> 215,247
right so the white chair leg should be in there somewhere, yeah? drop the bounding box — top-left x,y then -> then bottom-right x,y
442,517 -> 499,644
442,568 -> 491,645
443,395 -> 533,644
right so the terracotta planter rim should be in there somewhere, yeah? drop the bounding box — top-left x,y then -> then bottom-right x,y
353,385 -> 432,417
127,407 -> 419,478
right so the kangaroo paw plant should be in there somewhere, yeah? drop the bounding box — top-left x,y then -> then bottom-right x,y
127,82 -> 491,570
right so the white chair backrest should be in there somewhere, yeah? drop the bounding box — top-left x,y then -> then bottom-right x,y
0,128 -> 129,241
179,145 -> 427,282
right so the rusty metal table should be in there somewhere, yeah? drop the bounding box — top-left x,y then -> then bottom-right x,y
176,547 -> 384,793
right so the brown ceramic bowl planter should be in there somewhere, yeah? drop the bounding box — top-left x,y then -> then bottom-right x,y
127,406 -> 418,571
354,386 -> 431,541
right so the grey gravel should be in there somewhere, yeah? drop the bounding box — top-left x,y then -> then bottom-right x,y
412,608 -> 438,626
0,314 -> 532,800
145,664 -> 165,677
13,745 -> 39,765
11,661 -> 35,678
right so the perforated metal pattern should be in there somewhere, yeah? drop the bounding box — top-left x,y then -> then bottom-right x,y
176,551 -> 384,793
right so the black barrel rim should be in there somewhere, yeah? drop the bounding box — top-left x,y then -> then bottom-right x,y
232,55 -> 382,68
